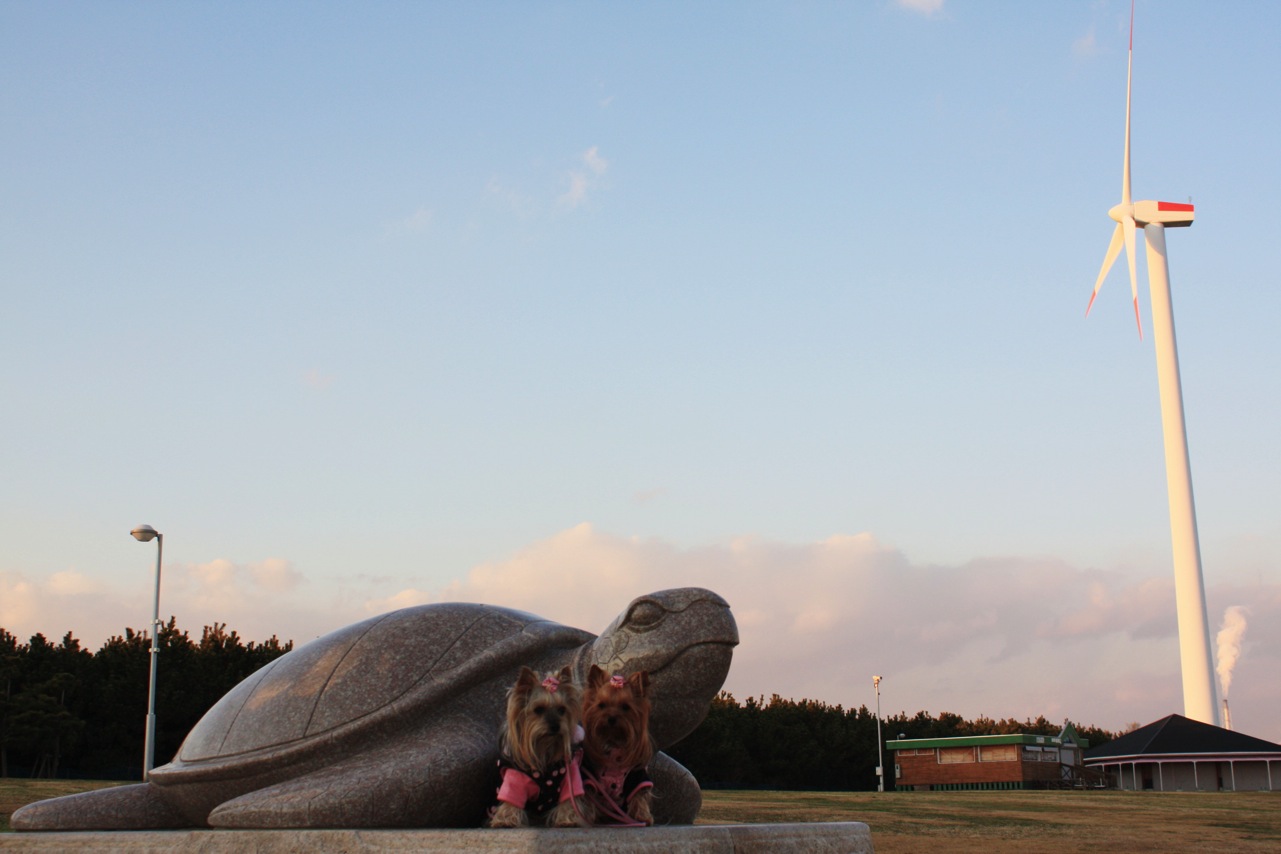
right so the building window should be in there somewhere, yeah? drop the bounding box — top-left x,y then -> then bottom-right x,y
980,745 -> 1017,762
939,747 -> 975,764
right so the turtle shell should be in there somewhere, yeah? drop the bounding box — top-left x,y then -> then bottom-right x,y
157,603 -> 593,778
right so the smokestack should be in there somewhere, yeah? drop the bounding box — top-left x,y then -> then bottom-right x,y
1222,698 -> 1232,731
1215,606 -> 1249,699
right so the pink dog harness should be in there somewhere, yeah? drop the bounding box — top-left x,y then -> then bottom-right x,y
582,748 -> 653,826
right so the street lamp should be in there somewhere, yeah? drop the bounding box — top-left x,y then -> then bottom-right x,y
131,524 -> 163,780
873,675 -> 884,792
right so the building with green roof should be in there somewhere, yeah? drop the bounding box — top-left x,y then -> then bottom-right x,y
888,723 -> 1092,791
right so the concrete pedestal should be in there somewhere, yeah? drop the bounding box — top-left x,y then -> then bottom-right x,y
0,822 -> 873,853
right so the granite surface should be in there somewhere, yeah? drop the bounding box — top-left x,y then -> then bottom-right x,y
0,822 -> 874,852
13,588 -> 738,831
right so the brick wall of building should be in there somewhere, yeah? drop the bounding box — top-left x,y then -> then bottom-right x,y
896,750 -> 1063,789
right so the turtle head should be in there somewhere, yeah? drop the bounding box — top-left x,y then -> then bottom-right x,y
578,587 -> 738,748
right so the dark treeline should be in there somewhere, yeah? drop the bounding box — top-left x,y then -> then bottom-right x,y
3,623 -> 1118,789
665,693 -> 1120,791
0,622 -> 291,780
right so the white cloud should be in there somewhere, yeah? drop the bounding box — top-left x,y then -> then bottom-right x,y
402,206 -> 433,233
558,146 -> 609,210
0,575 -> 39,632
47,570 -> 101,596
1,571 -> 130,645
631,487 -> 666,506
1073,28 -> 1098,58
383,206 -> 435,239
362,587 -> 433,615
583,146 -> 608,176
419,525 -> 1281,739
559,172 -> 591,209
895,0 -> 945,18
303,369 -> 335,391
5,527 -> 1280,741
250,558 -> 304,593
486,176 -> 536,216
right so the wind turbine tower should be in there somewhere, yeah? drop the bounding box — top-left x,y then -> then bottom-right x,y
1086,4 -> 1219,726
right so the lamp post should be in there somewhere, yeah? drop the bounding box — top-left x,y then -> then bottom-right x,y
131,524 -> 163,780
873,675 -> 884,792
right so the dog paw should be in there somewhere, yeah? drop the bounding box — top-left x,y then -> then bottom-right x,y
628,792 -> 654,826
488,804 -> 528,828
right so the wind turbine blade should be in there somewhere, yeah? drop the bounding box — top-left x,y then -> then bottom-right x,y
1124,214 -> 1142,339
1087,223 -> 1126,317
1122,0 -> 1134,205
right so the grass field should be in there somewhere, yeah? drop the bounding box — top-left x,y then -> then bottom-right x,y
700,788 -> 1281,853
3,780 -> 1278,852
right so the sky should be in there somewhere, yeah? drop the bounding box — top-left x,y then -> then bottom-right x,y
2,0 -> 1279,744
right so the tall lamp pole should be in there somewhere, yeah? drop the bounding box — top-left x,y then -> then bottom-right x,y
873,675 -> 884,792
130,524 -> 163,780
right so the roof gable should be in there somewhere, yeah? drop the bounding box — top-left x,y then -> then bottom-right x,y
1058,721 -> 1084,748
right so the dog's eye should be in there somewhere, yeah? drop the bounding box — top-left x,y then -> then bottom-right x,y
620,703 -> 630,712
597,702 -> 608,710
554,707 -> 565,717
533,704 -> 546,715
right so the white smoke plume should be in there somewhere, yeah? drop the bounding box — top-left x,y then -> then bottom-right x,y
1215,606 -> 1250,698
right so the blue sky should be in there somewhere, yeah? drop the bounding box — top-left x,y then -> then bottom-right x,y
3,0 -> 1279,742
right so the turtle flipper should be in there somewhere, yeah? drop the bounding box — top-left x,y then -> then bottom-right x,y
208,720 -> 495,828
10,782 -> 190,831
649,751 -> 702,825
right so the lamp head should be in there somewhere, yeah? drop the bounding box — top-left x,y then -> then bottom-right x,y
131,525 -> 160,543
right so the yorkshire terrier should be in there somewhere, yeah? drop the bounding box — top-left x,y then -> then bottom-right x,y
488,665 -> 590,828
581,664 -> 655,825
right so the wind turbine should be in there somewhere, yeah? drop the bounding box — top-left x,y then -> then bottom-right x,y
1086,3 -> 1218,727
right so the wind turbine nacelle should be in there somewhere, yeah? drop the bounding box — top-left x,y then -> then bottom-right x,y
1134,200 -> 1194,227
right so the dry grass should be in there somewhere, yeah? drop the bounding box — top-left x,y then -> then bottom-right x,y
699,788 -> 1281,853
3,779 -> 1279,852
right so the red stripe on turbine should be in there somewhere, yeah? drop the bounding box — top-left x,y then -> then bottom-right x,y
1134,297 -> 1143,340
1158,202 -> 1194,211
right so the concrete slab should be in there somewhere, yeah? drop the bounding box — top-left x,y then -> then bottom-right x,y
0,822 -> 873,853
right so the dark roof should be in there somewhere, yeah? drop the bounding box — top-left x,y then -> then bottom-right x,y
1085,714 -> 1281,760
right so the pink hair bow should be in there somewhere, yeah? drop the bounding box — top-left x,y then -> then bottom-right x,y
542,675 -> 560,693
610,675 -> 626,688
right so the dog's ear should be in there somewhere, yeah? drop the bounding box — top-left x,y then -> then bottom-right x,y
627,670 -> 650,697
514,666 -> 538,698
588,664 -> 609,690
557,665 -> 574,686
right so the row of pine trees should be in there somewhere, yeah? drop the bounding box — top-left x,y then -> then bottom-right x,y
1,622 -> 1116,788
0,623 -> 290,779
666,694 -> 1119,790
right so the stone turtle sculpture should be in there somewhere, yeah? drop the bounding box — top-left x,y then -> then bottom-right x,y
13,587 -> 737,830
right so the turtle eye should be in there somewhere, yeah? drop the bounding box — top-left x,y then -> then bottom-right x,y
626,600 -> 664,629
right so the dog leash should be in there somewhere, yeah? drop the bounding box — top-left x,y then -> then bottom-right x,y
579,766 -> 648,827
